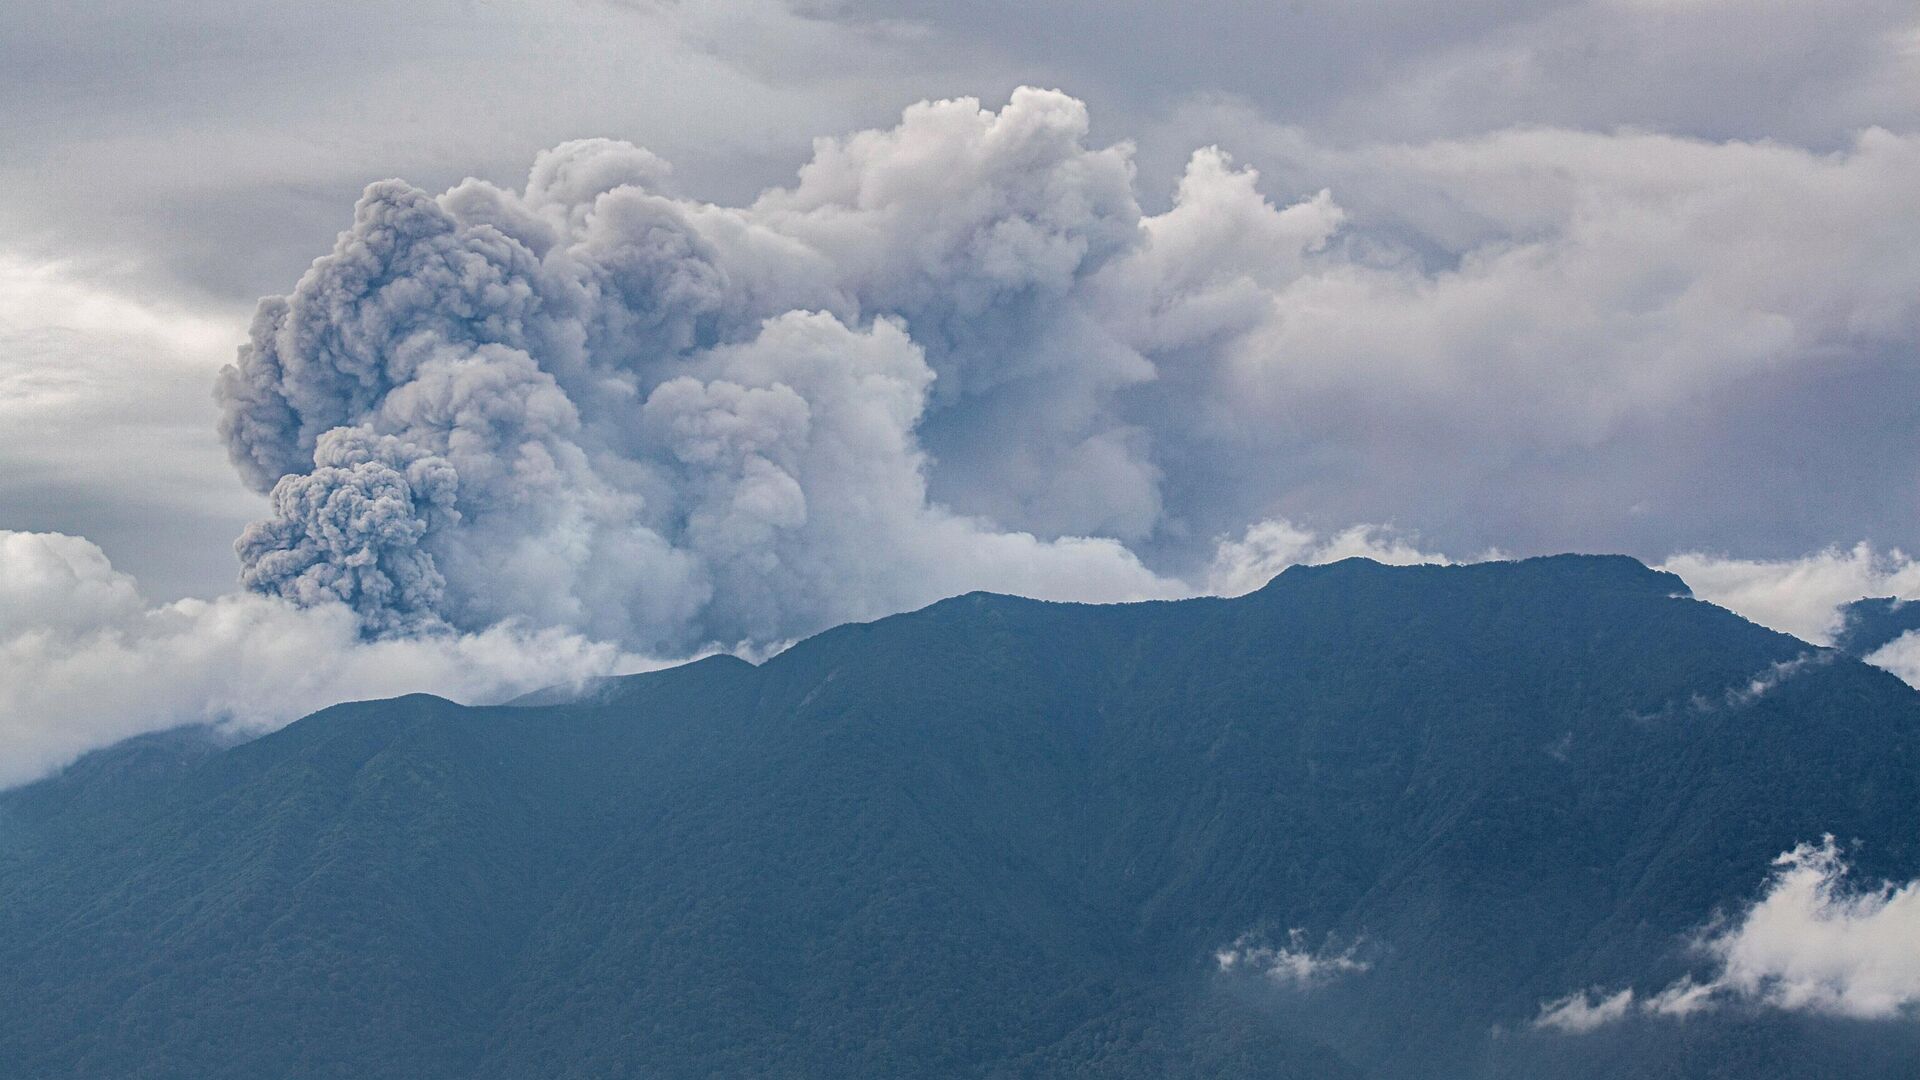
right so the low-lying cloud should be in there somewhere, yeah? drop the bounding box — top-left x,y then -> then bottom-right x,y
0,530 -> 653,789
1661,545 -> 1920,645
1534,838 -> 1920,1031
1215,929 -> 1370,987
13,517 -> 1920,788
0,517 -> 1443,786
1534,987 -> 1637,1034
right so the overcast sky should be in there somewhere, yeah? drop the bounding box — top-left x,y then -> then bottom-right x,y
0,0 -> 1913,591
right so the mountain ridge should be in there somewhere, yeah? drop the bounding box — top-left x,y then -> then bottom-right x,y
3,554 -> 1916,1078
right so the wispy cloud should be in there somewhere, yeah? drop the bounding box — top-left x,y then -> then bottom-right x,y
1215,929 -> 1370,986
1534,988 -> 1636,1034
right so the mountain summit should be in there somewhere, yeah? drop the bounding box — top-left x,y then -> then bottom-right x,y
3,556 -> 1916,1078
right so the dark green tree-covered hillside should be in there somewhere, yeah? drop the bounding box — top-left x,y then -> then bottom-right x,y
2,555 -> 1918,1078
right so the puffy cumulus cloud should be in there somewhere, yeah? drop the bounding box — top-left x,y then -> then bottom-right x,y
1534,838 -> 1920,1031
0,530 -> 652,789
1661,544 -> 1920,644
215,88 -> 1920,654
1214,929 -> 1370,987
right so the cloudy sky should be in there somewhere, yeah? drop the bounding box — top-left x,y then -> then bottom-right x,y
4,0 -> 1920,780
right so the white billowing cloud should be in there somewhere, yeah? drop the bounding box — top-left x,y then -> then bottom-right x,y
1103,111 -> 1920,562
13,84 -> 1920,776
1205,519 -> 1454,597
0,530 -> 653,789
1683,838 -> 1920,1019
1215,929 -> 1370,986
1533,988 -> 1637,1034
1534,838 -> 1920,1030
1661,544 -> 1920,644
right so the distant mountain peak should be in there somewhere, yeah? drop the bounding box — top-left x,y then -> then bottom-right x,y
1261,552 -> 1692,598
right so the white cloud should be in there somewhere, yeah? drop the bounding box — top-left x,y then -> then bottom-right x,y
0,515 -> 1464,790
9,77 -> 1920,781
1205,519 -> 1455,597
1534,988 -> 1637,1034
1204,125 -> 1920,444
1215,929 -> 1370,986
1684,837 -> 1920,1019
1661,544 -> 1920,644
0,530 -> 655,789
1717,651 -> 1833,710
1535,837 -> 1920,1030
1863,632 -> 1920,688
13,78 -> 1920,605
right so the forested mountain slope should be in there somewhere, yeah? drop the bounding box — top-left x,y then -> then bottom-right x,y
4,556 -> 1917,1078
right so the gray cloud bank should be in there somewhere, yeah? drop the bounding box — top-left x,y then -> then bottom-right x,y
215,88 -> 1920,654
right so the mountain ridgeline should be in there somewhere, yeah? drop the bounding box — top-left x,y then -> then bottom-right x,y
3,556 -> 1918,1078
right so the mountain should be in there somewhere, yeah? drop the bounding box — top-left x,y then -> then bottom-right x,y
1834,596 -> 1920,658
3,555 -> 1917,1078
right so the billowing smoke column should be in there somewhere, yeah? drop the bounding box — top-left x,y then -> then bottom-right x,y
217,90 -> 1286,652
220,87 -> 1920,654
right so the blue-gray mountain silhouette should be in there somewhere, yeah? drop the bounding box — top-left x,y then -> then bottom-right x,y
3,555 -> 1917,1078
